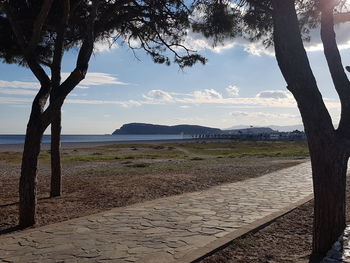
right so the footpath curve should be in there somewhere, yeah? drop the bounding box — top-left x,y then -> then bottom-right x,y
0,162 -> 313,263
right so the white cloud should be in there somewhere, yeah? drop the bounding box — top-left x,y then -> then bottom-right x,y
36,86 -> 333,111
142,88 -> 297,108
62,72 -> 128,86
0,88 -> 37,96
66,98 -> 128,105
66,98 -> 154,108
226,85 -> 240,97
68,93 -> 87,97
0,73 -> 127,95
3,85 -> 337,117
304,21 -> 350,52
0,80 -> 39,89
180,105 -> 191,109
175,88 -> 297,108
183,31 -> 236,53
229,111 -> 301,126
183,29 -> 275,56
0,97 -> 32,104
229,111 -> 250,117
144,90 -> 174,102
324,98 -> 342,109
193,89 -> 223,100
94,40 -> 119,53
76,85 -> 90,89
183,21 -> 350,56
256,90 -> 293,99
230,111 -> 299,119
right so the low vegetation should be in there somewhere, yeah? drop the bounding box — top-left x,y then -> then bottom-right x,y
0,140 -> 309,165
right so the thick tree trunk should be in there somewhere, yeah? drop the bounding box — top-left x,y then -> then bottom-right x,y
19,121 -> 44,227
310,141 -> 347,256
50,110 -> 62,197
270,0 -> 347,257
17,0 -> 96,228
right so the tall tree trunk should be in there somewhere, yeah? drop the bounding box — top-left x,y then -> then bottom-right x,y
17,0 -> 96,228
309,139 -> 347,255
271,0 -> 347,256
19,121 -> 45,227
50,110 -> 62,197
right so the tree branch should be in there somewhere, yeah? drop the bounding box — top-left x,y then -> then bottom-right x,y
3,1 -> 52,125
271,0 -> 334,137
26,59 -> 51,87
320,0 -> 350,135
41,0 -> 99,127
51,0 -> 70,89
4,1 -> 51,86
27,0 -> 54,54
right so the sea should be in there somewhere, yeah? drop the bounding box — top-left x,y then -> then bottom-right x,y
0,134 -> 193,145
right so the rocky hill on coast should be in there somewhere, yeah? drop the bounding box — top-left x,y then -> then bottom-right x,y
112,123 -> 278,135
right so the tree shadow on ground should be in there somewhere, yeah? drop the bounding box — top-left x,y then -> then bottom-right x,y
0,225 -> 23,235
0,196 -> 53,236
0,196 -> 52,208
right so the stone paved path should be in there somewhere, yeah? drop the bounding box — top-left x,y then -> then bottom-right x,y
0,162 -> 313,263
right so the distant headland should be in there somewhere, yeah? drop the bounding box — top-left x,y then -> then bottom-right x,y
112,123 -> 221,135
112,123 -> 304,136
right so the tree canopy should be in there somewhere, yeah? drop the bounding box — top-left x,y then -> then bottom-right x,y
192,0 -> 349,49
0,0 -> 209,69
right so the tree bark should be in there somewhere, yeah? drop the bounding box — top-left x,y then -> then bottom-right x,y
271,0 -> 347,256
50,111 -> 62,197
309,139 -> 347,255
48,0 -> 69,198
18,0 -> 97,228
19,121 -> 45,227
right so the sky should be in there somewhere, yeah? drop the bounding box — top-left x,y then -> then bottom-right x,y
1,21 -> 350,134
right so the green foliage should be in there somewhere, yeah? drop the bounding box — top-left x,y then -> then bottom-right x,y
167,141 -> 309,158
0,141 -> 309,164
191,0 -> 338,50
192,0 -> 242,44
0,0 -> 208,68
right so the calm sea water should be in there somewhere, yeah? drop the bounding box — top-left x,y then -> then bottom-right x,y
0,134 -> 193,145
